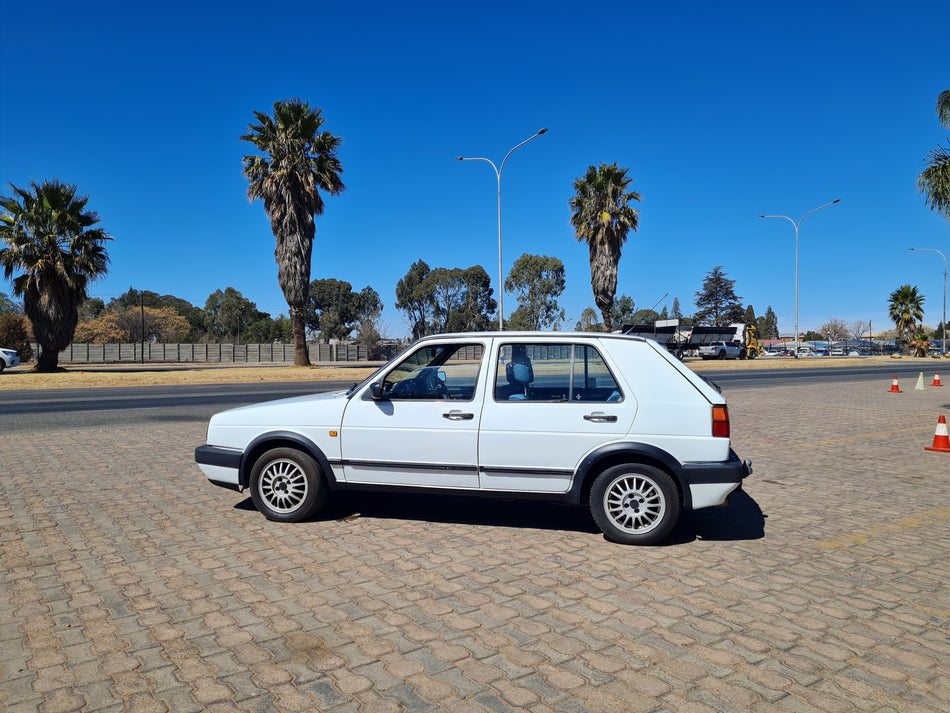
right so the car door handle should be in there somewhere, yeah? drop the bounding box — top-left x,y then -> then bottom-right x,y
584,412 -> 618,423
443,410 -> 475,421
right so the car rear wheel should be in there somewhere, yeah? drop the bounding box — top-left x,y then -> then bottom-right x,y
590,464 -> 679,545
717,350 -> 727,360
249,447 -> 326,522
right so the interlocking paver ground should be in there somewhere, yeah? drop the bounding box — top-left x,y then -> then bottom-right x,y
2,374 -> 948,712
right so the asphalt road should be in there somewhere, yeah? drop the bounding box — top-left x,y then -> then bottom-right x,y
0,380 -> 353,433
0,361 -> 941,433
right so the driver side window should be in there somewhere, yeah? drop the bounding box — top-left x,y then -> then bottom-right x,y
382,344 -> 484,400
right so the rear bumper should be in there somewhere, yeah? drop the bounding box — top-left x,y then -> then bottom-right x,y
683,450 -> 751,509
682,449 -> 751,484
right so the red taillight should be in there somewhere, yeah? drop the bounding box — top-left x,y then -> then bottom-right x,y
712,405 -> 730,438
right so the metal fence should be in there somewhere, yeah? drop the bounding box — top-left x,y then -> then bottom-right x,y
43,342 -> 399,364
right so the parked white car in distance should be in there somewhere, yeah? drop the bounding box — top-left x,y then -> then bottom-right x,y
697,341 -> 743,360
0,348 -> 20,372
196,332 -> 752,545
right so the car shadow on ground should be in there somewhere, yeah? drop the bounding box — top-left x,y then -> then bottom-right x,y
667,490 -> 766,544
234,488 -> 766,544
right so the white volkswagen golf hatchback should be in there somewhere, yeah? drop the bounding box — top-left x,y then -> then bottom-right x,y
196,332 -> 751,545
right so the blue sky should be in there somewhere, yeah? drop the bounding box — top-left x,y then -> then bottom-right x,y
2,0 -> 949,339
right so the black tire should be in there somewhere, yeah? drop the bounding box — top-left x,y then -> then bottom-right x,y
589,464 -> 679,545
249,447 -> 327,522
0,359 -> 5,373
739,349 -> 747,360
748,349 -> 757,360
717,350 -> 727,360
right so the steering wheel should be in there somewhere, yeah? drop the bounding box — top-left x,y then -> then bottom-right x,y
390,379 -> 416,398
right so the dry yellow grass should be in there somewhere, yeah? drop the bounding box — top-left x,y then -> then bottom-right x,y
0,364 -> 379,391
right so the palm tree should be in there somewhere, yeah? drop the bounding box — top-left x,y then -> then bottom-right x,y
241,98 -> 344,366
0,180 -> 111,371
569,163 -> 641,331
917,89 -> 950,221
887,284 -> 925,354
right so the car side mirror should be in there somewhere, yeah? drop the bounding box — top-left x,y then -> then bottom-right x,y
370,381 -> 386,400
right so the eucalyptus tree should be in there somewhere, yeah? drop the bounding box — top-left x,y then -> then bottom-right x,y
241,98 -> 344,366
504,253 -> 566,330
917,89 -> 950,222
0,180 -> 111,370
887,284 -> 925,354
569,163 -> 641,331
395,260 -> 436,340
305,278 -> 382,342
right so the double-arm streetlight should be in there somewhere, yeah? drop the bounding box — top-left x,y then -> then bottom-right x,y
909,247 -> 948,356
758,199 -> 841,358
457,128 -> 548,330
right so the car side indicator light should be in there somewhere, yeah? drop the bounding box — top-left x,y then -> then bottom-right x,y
712,406 -> 730,438
329,431 -> 338,437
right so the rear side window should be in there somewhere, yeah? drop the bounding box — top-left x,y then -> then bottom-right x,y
494,343 -> 622,402
572,345 -> 622,401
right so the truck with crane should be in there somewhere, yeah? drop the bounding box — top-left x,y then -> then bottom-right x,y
621,321 -> 761,360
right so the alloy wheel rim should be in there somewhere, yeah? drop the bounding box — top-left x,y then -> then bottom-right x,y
259,458 -> 308,513
604,474 -> 665,533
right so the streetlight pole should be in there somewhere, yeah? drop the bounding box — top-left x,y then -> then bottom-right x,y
909,247 -> 948,356
457,128 -> 548,330
758,199 -> 841,358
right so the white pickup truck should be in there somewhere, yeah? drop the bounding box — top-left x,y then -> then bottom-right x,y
698,341 -> 743,360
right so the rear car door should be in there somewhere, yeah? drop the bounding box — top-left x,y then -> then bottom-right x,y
478,339 -> 636,493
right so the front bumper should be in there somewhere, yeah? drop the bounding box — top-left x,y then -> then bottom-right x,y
195,445 -> 243,491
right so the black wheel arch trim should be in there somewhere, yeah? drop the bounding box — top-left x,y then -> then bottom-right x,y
570,443 -> 750,511
570,442 -> 694,509
240,431 -> 339,491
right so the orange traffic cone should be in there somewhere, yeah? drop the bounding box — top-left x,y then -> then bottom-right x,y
932,372 -> 943,387
925,415 -> 950,452
887,376 -> 902,393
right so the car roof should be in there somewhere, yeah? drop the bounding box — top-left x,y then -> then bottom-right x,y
414,331 -> 648,343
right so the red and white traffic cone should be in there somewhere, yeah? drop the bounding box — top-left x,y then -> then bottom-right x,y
887,376 -> 902,393
932,372 -> 943,387
925,415 -> 950,452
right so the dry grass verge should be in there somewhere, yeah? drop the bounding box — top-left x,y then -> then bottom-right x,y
0,364 -> 378,391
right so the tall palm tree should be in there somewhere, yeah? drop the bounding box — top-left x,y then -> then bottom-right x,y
917,89 -> 950,221
0,180 -> 111,371
887,284 -> 925,354
569,163 -> 641,331
241,98 -> 344,366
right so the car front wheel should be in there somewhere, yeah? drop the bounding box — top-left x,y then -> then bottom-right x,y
590,464 -> 679,545
249,447 -> 326,522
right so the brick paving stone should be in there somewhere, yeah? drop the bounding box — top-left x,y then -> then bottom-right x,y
3,378 -> 950,713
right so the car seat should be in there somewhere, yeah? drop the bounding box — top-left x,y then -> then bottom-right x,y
506,352 -> 533,400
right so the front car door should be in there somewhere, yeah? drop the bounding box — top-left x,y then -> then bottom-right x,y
341,340 -> 488,488
478,339 -> 636,493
